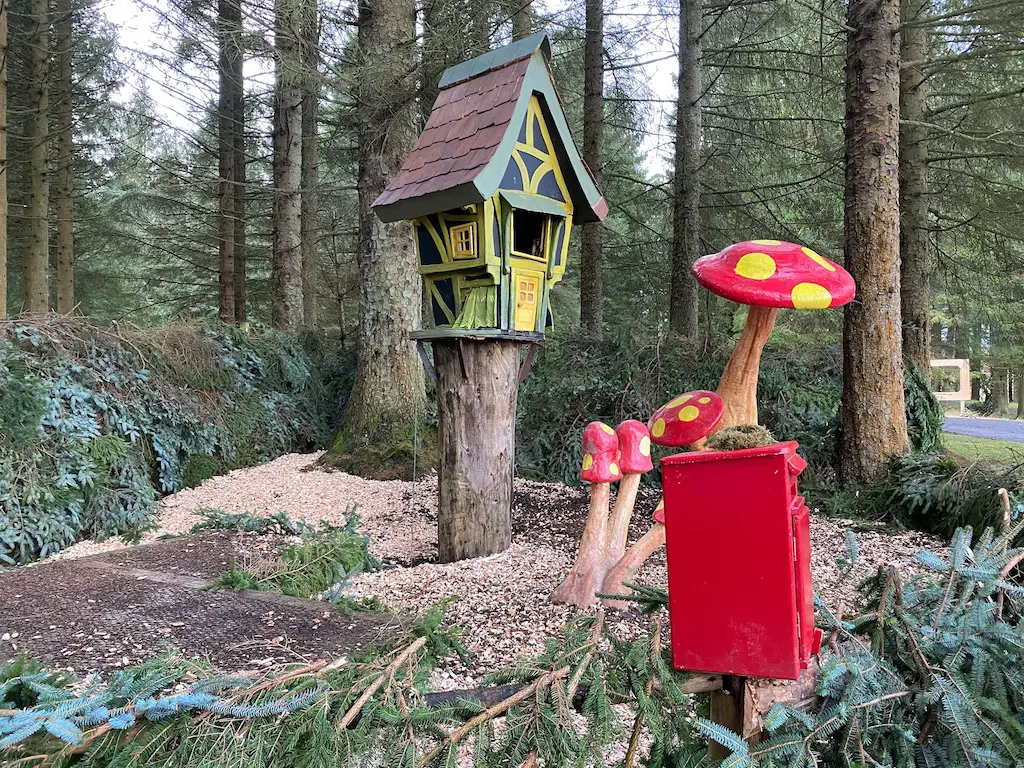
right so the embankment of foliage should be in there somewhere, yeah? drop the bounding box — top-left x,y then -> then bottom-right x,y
0,318 -> 351,565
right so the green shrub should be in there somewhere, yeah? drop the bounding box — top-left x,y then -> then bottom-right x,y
0,317 -> 350,565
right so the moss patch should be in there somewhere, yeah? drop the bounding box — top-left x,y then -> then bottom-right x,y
321,423 -> 438,481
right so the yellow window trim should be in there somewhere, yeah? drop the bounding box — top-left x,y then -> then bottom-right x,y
450,222 -> 477,259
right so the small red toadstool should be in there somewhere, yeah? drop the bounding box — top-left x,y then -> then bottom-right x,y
605,421 -> 654,568
551,422 -> 621,607
648,390 -> 724,451
692,240 -> 855,428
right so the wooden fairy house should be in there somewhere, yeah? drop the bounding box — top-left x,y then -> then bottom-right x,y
374,32 -> 607,338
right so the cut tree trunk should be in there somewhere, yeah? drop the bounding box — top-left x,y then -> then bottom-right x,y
991,367 -> 1009,416
840,0 -> 909,485
272,0 -> 304,332
0,0 -> 6,316
434,339 -> 519,563
668,0 -> 703,339
716,305 -> 778,429
898,0 -> 930,372
601,521 -> 665,610
578,0 -> 603,338
22,0 -> 49,314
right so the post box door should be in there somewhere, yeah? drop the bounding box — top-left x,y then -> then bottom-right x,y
662,443 -> 803,680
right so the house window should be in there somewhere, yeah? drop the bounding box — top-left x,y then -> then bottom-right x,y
512,211 -> 547,260
450,223 -> 477,259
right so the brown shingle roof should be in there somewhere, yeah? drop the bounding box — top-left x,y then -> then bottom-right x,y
373,57 -> 530,209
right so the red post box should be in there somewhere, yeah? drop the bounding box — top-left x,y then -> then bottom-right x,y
661,441 -> 822,680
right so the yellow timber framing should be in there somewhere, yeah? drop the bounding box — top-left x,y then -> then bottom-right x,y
412,202 -> 500,284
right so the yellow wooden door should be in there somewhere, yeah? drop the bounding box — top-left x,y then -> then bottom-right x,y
513,272 -> 542,331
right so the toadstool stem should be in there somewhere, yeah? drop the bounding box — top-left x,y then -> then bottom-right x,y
600,522 -> 666,611
605,473 -> 642,567
715,305 -> 778,429
551,482 -> 611,607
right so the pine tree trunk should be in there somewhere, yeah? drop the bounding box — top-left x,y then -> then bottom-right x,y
272,0 -> 304,332
300,0 -> 320,328
324,0 -> 425,478
434,340 -> 518,562
55,0 -> 73,314
0,0 -> 8,317
22,0 -> 50,314
578,0 -> 603,338
231,14 -> 247,326
899,0 -> 930,372
669,0 -> 702,339
510,0 -> 530,38
217,0 -> 240,323
840,0 -> 909,485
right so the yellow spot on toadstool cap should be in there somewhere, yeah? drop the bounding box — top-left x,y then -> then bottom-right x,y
679,405 -> 700,422
801,246 -> 836,272
668,394 -> 690,408
652,418 -> 666,438
582,454 -> 594,470
600,423 -> 615,434
639,436 -> 651,456
792,282 -> 833,309
698,397 -> 711,404
609,463 -> 620,475
734,252 -> 776,281
752,239 -> 781,245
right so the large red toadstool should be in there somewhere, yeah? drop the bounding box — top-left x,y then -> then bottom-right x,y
550,422 -> 622,607
601,392 -> 724,610
604,420 -> 654,568
692,240 -> 855,428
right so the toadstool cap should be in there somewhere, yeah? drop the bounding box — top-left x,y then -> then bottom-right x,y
692,240 -> 855,310
648,391 -> 724,448
652,496 -> 665,525
580,421 -> 623,483
615,420 -> 654,474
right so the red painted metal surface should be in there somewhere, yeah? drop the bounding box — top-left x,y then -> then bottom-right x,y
661,441 -> 816,680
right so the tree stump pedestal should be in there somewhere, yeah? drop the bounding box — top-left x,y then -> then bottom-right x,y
430,336 -> 533,563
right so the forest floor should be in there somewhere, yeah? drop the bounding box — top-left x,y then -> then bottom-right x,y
2,453 -> 943,687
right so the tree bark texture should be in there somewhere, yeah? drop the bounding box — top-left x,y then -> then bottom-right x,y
578,0 -> 603,338
272,0 -> 304,332
0,0 -> 8,317
841,0 -> 909,485
337,0 -> 424,461
231,34 -> 247,326
217,0 -> 241,323
434,340 -> 518,562
669,0 -> 702,339
55,0 -> 74,314
510,0 -> 531,38
22,0 -> 49,314
300,0 -> 320,328
899,0 -> 930,372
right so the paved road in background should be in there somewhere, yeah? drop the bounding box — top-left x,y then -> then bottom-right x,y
943,416 -> 1024,443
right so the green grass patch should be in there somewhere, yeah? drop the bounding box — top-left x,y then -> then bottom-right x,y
942,432 -> 1024,464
